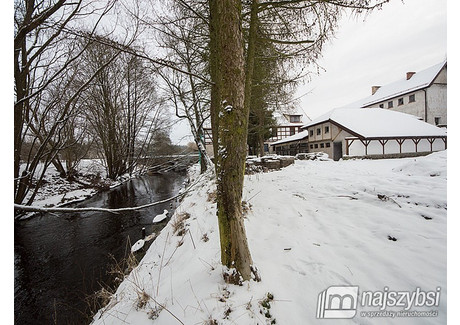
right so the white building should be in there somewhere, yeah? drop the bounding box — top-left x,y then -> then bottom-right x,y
347,60 -> 447,127
299,108 -> 446,160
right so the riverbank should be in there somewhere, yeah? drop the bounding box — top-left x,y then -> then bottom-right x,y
92,151 -> 447,325
14,169 -> 190,324
16,160 -> 149,220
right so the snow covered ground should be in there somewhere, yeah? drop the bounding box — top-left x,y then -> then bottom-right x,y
92,151 -> 447,325
17,159 -> 140,218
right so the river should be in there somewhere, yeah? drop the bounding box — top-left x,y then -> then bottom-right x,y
14,171 -> 188,324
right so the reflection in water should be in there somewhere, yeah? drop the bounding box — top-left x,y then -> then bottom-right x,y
14,171 -> 186,324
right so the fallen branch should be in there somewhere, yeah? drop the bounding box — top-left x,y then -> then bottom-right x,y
377,194 -> 402,208
336,195 -> 358,200
14,193 -> 182,214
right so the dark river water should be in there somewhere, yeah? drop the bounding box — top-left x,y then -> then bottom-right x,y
14,171 -> 187,324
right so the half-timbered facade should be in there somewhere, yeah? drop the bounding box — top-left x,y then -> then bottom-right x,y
265,110 -> 308,153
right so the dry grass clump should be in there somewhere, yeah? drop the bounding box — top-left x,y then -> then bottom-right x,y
207,190 -> 217,203
172,212 -> 191,236
85,240 -> 140,320
136,289 -> 150,310
204,318 -> 218,325
201,233 -> 209,242
147,305 -> 164,320
241,200 -> 252,216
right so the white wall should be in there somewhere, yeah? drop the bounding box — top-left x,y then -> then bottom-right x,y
367,89 -> 426,120
426,84 -> 447,125
347,138 -> 445,157
366,65 -> 447,126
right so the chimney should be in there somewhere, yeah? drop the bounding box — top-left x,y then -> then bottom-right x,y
371,86 -> 381,95
406,72 -> 416,80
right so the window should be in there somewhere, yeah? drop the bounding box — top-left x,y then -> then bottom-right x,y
290,115 -> 301,123
326,142 -> 331,148
325,126 -> 330,134
320,143 -> 324,148
310,144 -> 313,149
314,144 -> 318,149
409,94 -> 415,103
379,104 -> 384,108
435,117 -> 440,125
388,101 -> 393,108
317,128 -> 321,135
309,130 -> 313,136
398,98 -> 404,106
276,127 -> 292,138
290,127 -> 296,136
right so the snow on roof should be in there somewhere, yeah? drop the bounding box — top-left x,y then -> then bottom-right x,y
271,130 -> 309,146
273,108 -> 309,126
302,108 -> 447,139
344,60 -> 447,108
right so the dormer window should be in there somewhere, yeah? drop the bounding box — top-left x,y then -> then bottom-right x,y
290,115 -> 301,123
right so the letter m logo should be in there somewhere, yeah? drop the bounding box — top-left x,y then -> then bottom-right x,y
317,286 -> 359,319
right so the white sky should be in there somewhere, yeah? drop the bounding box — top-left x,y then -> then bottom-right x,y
297,0 -> 447,121
171,0 -> 449,144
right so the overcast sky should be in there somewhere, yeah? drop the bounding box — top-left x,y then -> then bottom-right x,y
296,0 -> 447,121
171,0 -> 448,144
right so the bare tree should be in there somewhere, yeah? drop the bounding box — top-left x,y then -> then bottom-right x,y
79,41 -> 167,180
152,1 -> 212,173
13,0 -> 131,205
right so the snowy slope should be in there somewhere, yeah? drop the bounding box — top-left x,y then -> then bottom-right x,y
92,152 -> 447,325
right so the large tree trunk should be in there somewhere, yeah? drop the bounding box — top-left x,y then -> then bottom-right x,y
258,132 -> 265,157
243,0 -> 259,116
209,0 -> 255,283
209,0 -> 222,173
14,25 -> 28,204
